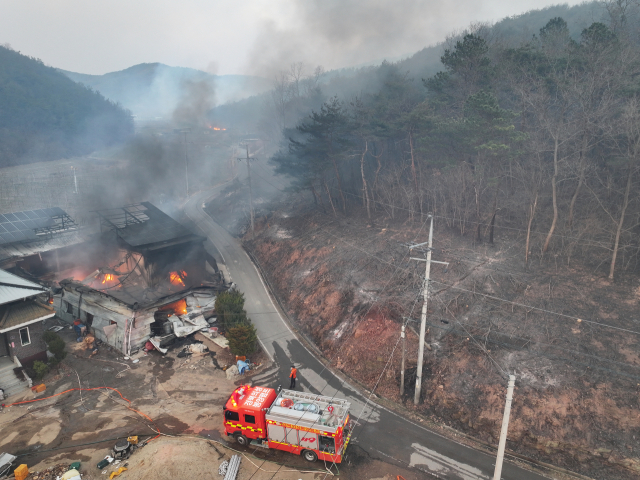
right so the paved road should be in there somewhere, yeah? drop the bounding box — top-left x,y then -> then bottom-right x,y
183,186 -> 552,480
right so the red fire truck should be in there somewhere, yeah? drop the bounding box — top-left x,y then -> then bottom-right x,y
223,385 -> 353,463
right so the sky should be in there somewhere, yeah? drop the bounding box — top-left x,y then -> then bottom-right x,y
2,0 -> 587,77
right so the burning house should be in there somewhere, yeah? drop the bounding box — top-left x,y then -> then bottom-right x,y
52,202 -> 225,354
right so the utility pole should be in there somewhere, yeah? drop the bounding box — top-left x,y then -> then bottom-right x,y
238,144 -> 255,237
400,322 -> 406,396
71,166 -> 78,194
183,131 -> 189,196
409,214 -> 448,405
493,375 -> 516,480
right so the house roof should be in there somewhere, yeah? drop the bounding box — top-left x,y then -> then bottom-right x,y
96,202 -> 203,250
0,299 -> 55,333
0,269 -> 48,305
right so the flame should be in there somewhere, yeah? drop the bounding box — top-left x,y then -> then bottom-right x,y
208,125 -> 226,131
102,273 -> 115,284
169,271 -> 187,286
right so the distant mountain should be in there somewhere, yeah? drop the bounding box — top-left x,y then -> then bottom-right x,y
60,63 -> 271,120
0,46 -> 133,167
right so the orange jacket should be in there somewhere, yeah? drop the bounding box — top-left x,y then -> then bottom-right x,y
289,368 -> 297,379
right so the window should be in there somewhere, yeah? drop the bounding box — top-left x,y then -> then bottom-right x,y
19,327 -> 30,346
319,435 -> 335,453
225,410 -> 239,421
65,301 -> 74,315
244,414 -> 256,424
85,312 -> 94,327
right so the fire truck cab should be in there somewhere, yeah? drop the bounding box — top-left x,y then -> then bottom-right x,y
223,385 -> 352,463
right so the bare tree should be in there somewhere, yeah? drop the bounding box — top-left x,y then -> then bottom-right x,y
609,97 -> 640,279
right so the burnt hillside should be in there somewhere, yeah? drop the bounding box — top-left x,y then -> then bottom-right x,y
235,204 -> 640,479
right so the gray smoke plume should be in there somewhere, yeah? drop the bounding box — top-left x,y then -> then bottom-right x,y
172,78 -> 216,127
245,0 -> 488,76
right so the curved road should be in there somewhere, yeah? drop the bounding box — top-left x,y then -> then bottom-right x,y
183,186 -> 552,480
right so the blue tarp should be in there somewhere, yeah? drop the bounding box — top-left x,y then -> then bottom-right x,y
237,360 -> 249,374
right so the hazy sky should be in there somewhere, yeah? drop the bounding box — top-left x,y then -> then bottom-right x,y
2,0 -> 586,76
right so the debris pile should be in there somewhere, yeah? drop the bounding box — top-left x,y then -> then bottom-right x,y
29,464 -> 69,480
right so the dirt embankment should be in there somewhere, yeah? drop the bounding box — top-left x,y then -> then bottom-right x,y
235,205 -> 640,480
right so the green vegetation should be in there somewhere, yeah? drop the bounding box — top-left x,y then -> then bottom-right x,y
227,324 -> 259,357
32,360 -> 49,380
43,331 -> 67,361
215,289 -> 249,328
0,45 -> 133,167
215,289 -> 258,356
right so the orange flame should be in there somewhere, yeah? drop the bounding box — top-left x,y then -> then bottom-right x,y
169,271 -> 186,286
102,274 -> 115,284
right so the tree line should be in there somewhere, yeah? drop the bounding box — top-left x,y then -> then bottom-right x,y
271,7 -> 640,280
0,45 -> 133,167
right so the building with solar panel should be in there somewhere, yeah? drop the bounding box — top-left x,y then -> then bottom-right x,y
50,202 -> 227,354
0,207 -> 82,274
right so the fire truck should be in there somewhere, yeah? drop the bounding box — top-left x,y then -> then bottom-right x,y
223,385 -> 353,463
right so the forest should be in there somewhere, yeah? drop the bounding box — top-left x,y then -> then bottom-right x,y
0,45 -> 133,167
268,4 -> 640,281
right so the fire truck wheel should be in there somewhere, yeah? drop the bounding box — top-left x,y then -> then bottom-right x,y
234,433 -> 249,446
302,450 -> 318,462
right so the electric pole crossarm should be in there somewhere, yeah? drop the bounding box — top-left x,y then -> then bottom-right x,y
410,258 -> 449,266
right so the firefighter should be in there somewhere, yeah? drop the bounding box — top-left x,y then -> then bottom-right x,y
289,365 -> 297,389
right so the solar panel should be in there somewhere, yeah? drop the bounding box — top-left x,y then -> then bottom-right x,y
0,208 -> 76,245
97,202 -> 198,247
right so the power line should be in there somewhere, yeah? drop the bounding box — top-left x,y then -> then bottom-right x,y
231,171 -> 635,339
418,311 -> 640,374
318,226 -> 640,337
430,279 -> 640,336
405,317 -> 640,383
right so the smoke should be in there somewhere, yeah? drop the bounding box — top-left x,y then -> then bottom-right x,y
172,78 -> 216,127
245,0 -> 486,77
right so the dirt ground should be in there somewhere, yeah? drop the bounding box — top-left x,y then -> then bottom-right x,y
206,188 -> 640,480
0,318 -> 417,480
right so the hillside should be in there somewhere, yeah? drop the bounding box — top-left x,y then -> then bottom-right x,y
61,63 -> 271,120
0,46 -> 133,167
206,1 -> 640,478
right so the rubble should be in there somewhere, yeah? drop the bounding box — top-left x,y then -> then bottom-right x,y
29,464 -> 69,480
